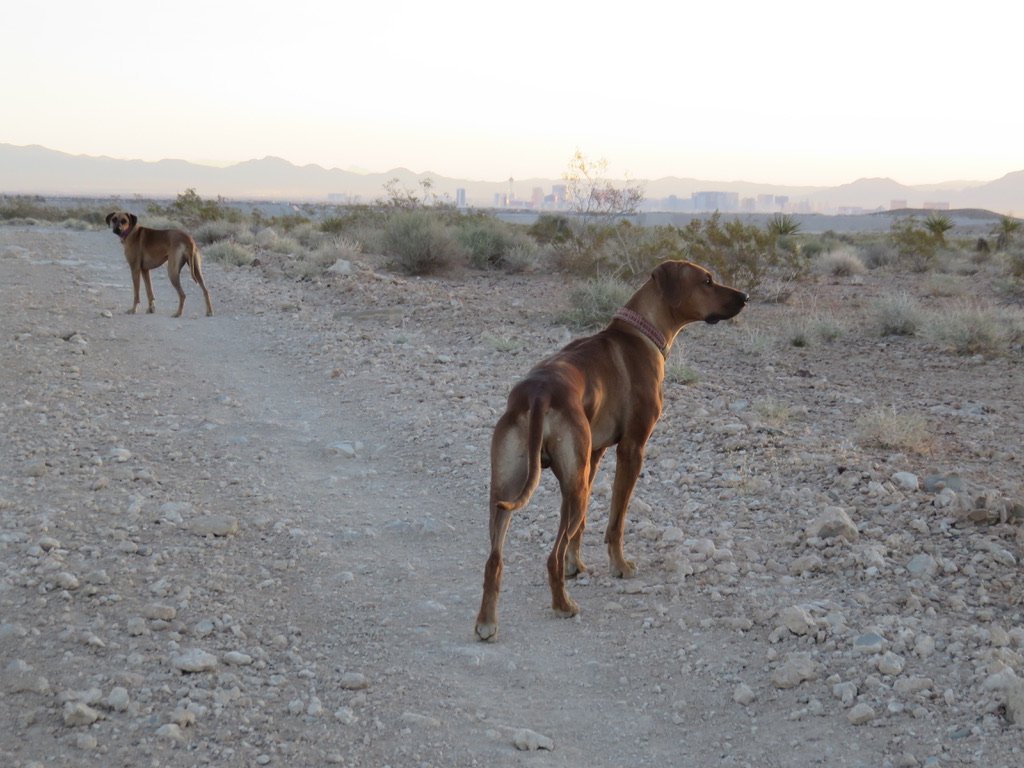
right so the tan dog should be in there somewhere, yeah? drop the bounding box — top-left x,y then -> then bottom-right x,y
106,212 -> 213,317
475,260 -> 747,641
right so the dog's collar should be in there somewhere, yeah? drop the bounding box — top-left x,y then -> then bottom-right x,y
613,308 -> 667,357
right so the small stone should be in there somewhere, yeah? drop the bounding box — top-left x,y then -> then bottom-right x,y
780,605 -> 816,636
171,649 -> 219,673
853,632 -> 886,654
833,681 -> 858,706
847,702 -> 876,725
513,728 -> 554,751
906,554 -> 938,579
733,683 -> 756,705
771,653 -> 821,689
189,515 -> 238,537
143,603 -> 177,621
223,651 -> 253,666
892,472 -> 919,492
878,651 -> 906,676
63,702 -> 101,727
339,672 -> 368,690
106,687 -> 130,712
54,571 -> 80,590
155,723 -> 185,741
806,506 -> 858,542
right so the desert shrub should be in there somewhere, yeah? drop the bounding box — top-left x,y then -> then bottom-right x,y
665,363 -> 701,385
859,239 -> 894,269
149,188 -> 241,227
786,310 -> 843,347
561,275 -> 633,329
194,219 -> 250,245
754,399 -> 791,428
1004,245 -> 1024,283
889,217 -> 941,272
855,407 -> 933,454
383,209 -> 461,275
456,215 -> 533,270
283,237 -> 362,279
873,293 -> 923,337
923,303 -> 1023,356
503,242 -> 545,274
529,213 -> 573,245
816,247 -> 867,277
203,240 -> 255,267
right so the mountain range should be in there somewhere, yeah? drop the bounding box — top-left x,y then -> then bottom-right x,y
2,143 -> 1023,216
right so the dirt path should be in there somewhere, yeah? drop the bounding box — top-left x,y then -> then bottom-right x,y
2,226 -> 1023,767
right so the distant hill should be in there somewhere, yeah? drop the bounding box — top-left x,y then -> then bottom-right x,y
2,143 -> 1023,215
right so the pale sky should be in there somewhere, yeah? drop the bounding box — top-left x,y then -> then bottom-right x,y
2,1 -> 1022,186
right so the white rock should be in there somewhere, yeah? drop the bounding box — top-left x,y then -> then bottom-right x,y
806,506 -> 858,542
892,472 -> 919,491
877,651 -> 905,676
339,672 -> 368,690
780,605 -> 816,636
847,702 -> 876,725
733,683 -> 756,705
513,728 -> 554,751
172,649 -> 219,673
63,702 -> 101,726
771,653 -> 821,689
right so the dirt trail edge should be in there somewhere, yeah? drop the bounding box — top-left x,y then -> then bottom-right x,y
2,227 -> 1023,768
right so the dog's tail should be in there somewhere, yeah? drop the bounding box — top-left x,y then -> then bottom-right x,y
495,396 -> 546,512
187,240 -> 202,284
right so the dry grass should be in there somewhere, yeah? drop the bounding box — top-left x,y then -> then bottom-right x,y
855,407 -> 933,454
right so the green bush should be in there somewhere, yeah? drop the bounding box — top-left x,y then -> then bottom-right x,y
561,275 -> 633,329
383,210 -> 462,275
456,215 -> 532,270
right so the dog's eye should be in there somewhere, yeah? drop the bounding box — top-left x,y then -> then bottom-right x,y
704,275 -> 713,285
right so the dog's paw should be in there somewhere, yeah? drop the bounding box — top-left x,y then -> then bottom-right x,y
474,621 -> 498,642
610,559 -> 638,579
551,597 -> 579,618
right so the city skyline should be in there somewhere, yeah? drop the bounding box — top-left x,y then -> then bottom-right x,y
3,2 -> 1023,189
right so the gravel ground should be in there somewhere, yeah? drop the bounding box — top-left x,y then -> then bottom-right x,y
1,225 -> 1022,768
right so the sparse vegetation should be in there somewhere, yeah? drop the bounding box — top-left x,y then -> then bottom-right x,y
855,406 -> 933,454
561,275 -> 633,329
873,293 -> 923,337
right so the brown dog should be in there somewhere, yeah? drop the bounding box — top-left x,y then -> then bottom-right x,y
474,260 -> 747,641
106,212 -> 213,317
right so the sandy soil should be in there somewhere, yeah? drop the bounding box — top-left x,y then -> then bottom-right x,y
1,225 -> 1023,768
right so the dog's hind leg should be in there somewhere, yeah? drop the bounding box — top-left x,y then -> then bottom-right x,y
190,245 -> 214,316
475,502 -> 514,642
167,260 -> 187,317
565,446 -> 605,578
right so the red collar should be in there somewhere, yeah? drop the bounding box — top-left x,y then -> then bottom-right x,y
613,308 -> 667,357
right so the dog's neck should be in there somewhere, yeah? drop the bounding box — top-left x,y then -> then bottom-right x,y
613,308 -> 668,357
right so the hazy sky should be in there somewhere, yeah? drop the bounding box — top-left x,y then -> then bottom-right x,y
3,1 -> 1022,186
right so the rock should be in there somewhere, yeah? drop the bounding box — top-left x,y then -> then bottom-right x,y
833,681 -> 858,706
513,728 -> 554,751
155,723 -> 185,741
339,672 -> 369,690
847,702 -> 876,725
853,632 -> 886,654
188,514 -> 238,537
733,683 -> 756,705
171,649 -> 219,673
806,506 -> 858,542
905,554 -> 938,579
223,651 -> 253,666
771,653 -> 822,689
780,605 -> 816,636
877,651 -> 906,676
63,702 -> 101,726
1005,681 -> 1024,726
105,687 -> 130,712
892,472 -> 919,492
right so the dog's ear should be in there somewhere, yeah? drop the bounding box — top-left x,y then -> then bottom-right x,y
128,213 -> 138,229
651,260 -> 688,307
105,212 -> 115,225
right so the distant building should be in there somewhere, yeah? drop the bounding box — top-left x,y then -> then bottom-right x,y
890,199 -> 908,210
692,191 -> 739,212
923,201 -> 949,210
455,188 -> 467,208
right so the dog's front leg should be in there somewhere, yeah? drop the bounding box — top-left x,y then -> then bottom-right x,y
142,269 -> 157,314
127,266 -> 143,314
605,441 -> 646,578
